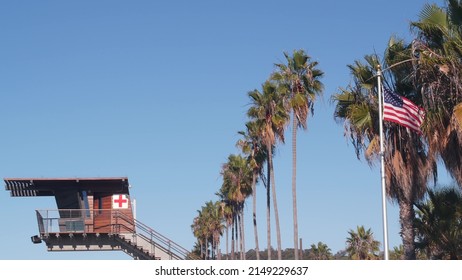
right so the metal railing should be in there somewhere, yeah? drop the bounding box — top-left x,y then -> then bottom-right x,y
36,209 -> 122,235
35,209 -> 197,260
115,211 -> 197,260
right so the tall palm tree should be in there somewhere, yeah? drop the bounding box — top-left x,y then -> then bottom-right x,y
216,188 -> 235,259
191,200 -> 224,259
237,121 -> 267,260
414,187 -> 462,259
220,154 -> 253,260
272,50 -> 324,259
209,200 -> 225,259
410,1 -> 462,188
346,226 -> 381,260
191,206 -> 208,259
221,198 -> 234,259
217,181 -> 238,260
247,80 -> 288,260
332,47 -> 435,259
191,214 -> 206,259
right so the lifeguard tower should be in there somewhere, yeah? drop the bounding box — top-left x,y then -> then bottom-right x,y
4,177 -> 193,260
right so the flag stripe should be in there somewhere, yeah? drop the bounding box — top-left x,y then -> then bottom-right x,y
384,103 -> 424,124
383,88 -> 425,134
383,109 -> 421,132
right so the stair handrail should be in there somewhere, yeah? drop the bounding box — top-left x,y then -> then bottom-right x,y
114,211 -> 196,259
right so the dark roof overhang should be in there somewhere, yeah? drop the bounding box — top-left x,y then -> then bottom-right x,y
4,177 -> 130,197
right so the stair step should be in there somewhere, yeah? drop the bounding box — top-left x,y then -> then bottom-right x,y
114,232 -> 184,260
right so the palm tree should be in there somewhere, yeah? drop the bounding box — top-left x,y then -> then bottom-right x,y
216,188 -> 235,259
210,200 -> 226,259
384,39 -> 440,259
272,50 -> 324,259
217,183 -> 237,260
221,198 -> 234,259
410,1 -> 462,188
389,245 -> 405,260
346,226 -> 381,260
414,187 -> 462,259
191,206 -> 209,259
307,242 -> 332,260
191,214 -> 205,259
237,121 -> 267,260
188,241 -> 203,260
191,200 -> 224,259
332,47 -> 435,259
247,80 -> 288,260
220,154 -> 253,260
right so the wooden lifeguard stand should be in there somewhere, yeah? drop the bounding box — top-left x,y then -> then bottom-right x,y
4,177 -> 193,260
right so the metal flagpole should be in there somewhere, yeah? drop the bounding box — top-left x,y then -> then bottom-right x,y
377,65 -> 390,260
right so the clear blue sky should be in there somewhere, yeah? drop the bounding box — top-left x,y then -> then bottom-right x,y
0,0 -> 451,260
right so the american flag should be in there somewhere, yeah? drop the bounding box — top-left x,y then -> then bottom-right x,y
383,88 -> 425,134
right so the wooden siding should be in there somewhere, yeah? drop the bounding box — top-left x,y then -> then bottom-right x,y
92,193 -> 134,233
115,196 -> 135,234
93,194 -> 112,233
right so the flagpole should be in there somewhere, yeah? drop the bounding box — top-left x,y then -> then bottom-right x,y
377,65 -> 390,260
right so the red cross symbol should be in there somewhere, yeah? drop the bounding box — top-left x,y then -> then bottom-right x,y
113,194 -> 128,209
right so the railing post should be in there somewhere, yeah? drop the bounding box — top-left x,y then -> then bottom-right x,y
150,230 -> 154,255
114,210 -> 118,234
47,210 -> 51,234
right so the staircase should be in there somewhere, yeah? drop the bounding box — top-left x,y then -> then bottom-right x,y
111,212 -> 195,260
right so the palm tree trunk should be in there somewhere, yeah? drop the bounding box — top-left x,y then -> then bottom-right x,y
399,197 -> 416,259
205,237 -> 209,260
226,226 -> 229,260
266,153 -> 272,260
212,238 -> 216,260
292,113 -> 299,260
238,211 -> 243,259
252,172 -> 260,260
241,209 -> 246,260
217,238 -> 222,260
200,240 -> 204,260
231,217 -> 235,260
269,151 -> 282,260
235,215 -> 239,259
